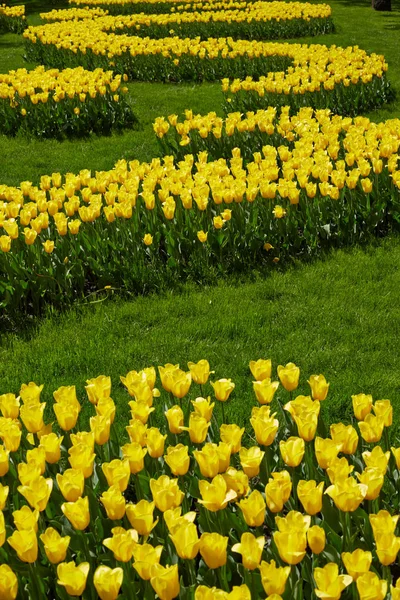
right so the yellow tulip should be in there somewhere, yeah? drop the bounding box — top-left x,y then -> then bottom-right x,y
122,442 -> 147,474
0,565 -> 18,600
277,363 -> 300,391
170,522 -> 200,560
102,459 -> 131,492
392,447 -> 400,470
159,364 -> 180,393
150,564 -> 180,600
126,500 -> 158,536
0,235 -> 11,253
150,475 -> 184,512
392,580 -> 400,600
133,543 -> 163,580
169,369 -> 192,399
352,394 -> 373,421
356,468 -> 384,500
53,400 -> 80,431
315,437 -> 341,469
232,532 -> 264,570
297,480 -> 324,515
370,510 -> 399,538
249,359 -> 272,381
342,549 -> 372,580
0,511 -> 5,548
194,586 -> 227,600
275,511 -> 311,534
18,476 -> 53,511
103,527 -> 138,562
0,446 -> 9,477
57,561 -> 90,597
0,420 -> 21,452
20,382 -> 44,405
325,477 -> 367,512
273,530 -> 307,565
61,496 -> 90,530
100,486 -> 126,520
250,406 -> 279,446
279,436 -> 305,467
191,397 -> 214,422
239,446 -> 265,478
307,526 -> 326,554
211,379 -> 235,402
188,360 -> 212,385
26,446 -> 46,475
356,572 -> 387,600
70,431 -> 95,450
7,529 -> 38,563
56,468 -> 85,502
85,375 -> 111,405
253,379 -> 279,405
165,405 -> 184,434
313,563 -> 352,599
164,507 -> 196,533
164,444 -> 190,476
53,385 -> 80,408
375,532 -> 400,565
19,401 -> 46,433
221,467 -> 249,499
93,566 -> 124,600
184,413 -> 210,444
129,400 -> 154,424
326,457 -> 354,484
358,414 -> 385,443
18,463 -> 41,486
90,414 -> 111,445
238,489 -> 266,527
0,485 -> 8,510
220,424 -> 244,453
146,427 -> 167,458
194,444 -> 220,479
143,233 -> 153,246
307,374 -> 329,401
199,532 -> 228,569
330,423 -> 358,455
40,527 -> 70,564
372,399 -> 392,426
0,393 -> 20,419
126,418 -> 148,445
265,471 -> 292,513
13,505 -> 39,532
39,433 -> 63,464
197,231 -> 208,243
198,474 -> 237,512
259,560 -> 290,596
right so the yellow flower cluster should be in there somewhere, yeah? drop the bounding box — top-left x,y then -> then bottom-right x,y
70,0 -> 258,5
0,359 -> 399,599
40,7 -> 109,21
0,3 -> 25,18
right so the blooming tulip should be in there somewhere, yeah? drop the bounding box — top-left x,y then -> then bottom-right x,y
211,379 -> 235,402
122,442 -> 147,474
39,433 -> 63,464
352,394 -> 372,421
103,527 -> 138,562
356,572 -> 387,600
85,375 -> 111,405
259,560 -> 290,596
325,477 -> 367,512
250,407 -> 279,446
356,468 -> 384,501
90,414 -> 111,445
170,522 -> 200,560
93,566 -> 124,600
194,444 -> 220,479
20,382 -> 44,404
40,527 -> 70,564
191,397 -> 214,422
232,532 -> 264,570
341,549 -> 372,580
165,405 -> 184,434
164,444 -> 190,476
307,374 -> 330,401
100,486 -> 126,520
126,418 -> 147,445
315,437 -> 341,469
330,423 -> 358,455
373,399 -> 392,426
13,505 -> 39,532
19,401 -> 46,433
61,496 -> 90,530
220,424 -> 244,453
146,428 -> 167,458
102,459 -> 130,492
238,490 -> 266,527
307,526 -> 326,554
164,507 -> 196,533
185,414 -> 210,444
199,532 -> 228,569
273,530 -> 307,565
8,529 -> 38,563
18,476 -> 53,511
126,500 -> 158,536
150,475 -> 184,512
0,446 -> 9,477
359,414 -> 385,443
0,565 -> 18,599
57,562 -> 90,597
362,446 -> 390,473
198,474 -> 237,512
249,359 -> 272,381
53,400 -> 80,431
57,468 -> 85,502
253,379 -> 279,405
0,393 -> 20,419
239,446 -> 265,478
150,564 -> 180,600
313,563 -> 352,599
133,543 -> 163,580
188,360 -> 212,385
326,457 -> 354,484
279,436 -> 305,467
222,467 -> 249,499
277,363 -> 300,391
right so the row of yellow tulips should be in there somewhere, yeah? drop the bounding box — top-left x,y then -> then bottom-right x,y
68,0 -> 269,15
0,3 -> 26,33
41,7 -> 109,21
0,359 -> 399,599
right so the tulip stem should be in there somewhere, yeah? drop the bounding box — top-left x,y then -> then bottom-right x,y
221,402 -> 226,426
28,562 -> 44,598
383,565 -> 392,589
121,561 -> 137,600
186,559 -> 197,586
218,565 -> 229,592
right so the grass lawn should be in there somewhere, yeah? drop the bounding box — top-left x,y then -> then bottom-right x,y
2,235 -> 400,438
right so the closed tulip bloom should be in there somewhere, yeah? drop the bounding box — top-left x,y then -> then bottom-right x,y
90,415 -> 111,445
356,572 -> 387,600
357,468 -> 384,500
126,500 -> 158,535
126,418 -> 148,446
129,401 -> 154,425
185,414 -> 210,444
122,442 -> 147,474
56,469 -> 85,502
170,522 -> 200,560
274,529 -> 307,565
57,562 -> 90,597
170,370 -> 192,399
150,476 -> 184,512
239,446 -> 265,478
100,486 -> 126,520
103,527 -> 138,562
232,532 -> 264,570
375,532 -> 400,565
0,446 -> 9,477
315,437 -> 341,470
54,401 -> 80,431
0,485 -> 8,510
199,474 -> 237,512
26,446 -> 46,475
259,560 -> 290,596
330,423 -> 358,455
133,543 -> 163,580
372,399 -> 392,426
297,480 -> 323,515
18,476 -> 53,512
61,496 -> 90,530
265,472 -> 292,514
150,564 -> 180,600
159,364 -> 180,393
307,526 -> 326,554
18,463 -> 40,486
250,407 -> 279,447
197,231 -> 208,243
94,566 -> 124,600
102,459 -> 131,492
314,563 -> 352,600
85,375 -> 111,405
249,359 -> 272,381
238,489 -> 266,527
164,444 -> 190,476
165,405 -> 184,434
294,411 -> 319,442
8,529 -> 38,563
146,428 -> 167,458
326,457 -> 354,484
342,549 -> 372,580
0,420 -> 21,452
222,467 -> 249,499
370,510 -> 399,538
53,386 -> 80,409
253,379 -> 279,405
308,375 -> 330,401
220,424 -> 245,453
217,442 -> 231,473
0,565 -> 18,599
280,437 -> 305,467
19,401 -> 46,433
39,433 -> 63,464
40,527 -> 70,564
199,532 -> 228,569
352,394 -> 373,421
325,478 -> 367,512
191,397 -> 214,422
70,431 -> 95,450
164,507 -> 196,533
277,363 -> 300,392
188,360 -> 212,385
194,444 -> 219,479
359,414 -> 385,443
20,382 -> 44,405
275,511 -> 311,534
194,586 -> 227,600
0,393 -> 20,419
96,397 -> 116,424
211,379 -> 235,402
13,505 -> 39,532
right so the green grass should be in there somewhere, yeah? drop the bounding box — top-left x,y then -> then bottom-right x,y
0,0 -> 399,186
2,236 -> 400,437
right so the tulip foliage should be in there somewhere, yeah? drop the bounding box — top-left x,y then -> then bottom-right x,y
0,4 -> 26,34
1,359 -> 400,599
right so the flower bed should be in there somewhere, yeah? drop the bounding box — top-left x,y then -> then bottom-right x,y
40,7 -> 109,22
0,4 -> 26,34
69,0 -> 271,15
0,66 -> 135,138
0,359 -> 399,599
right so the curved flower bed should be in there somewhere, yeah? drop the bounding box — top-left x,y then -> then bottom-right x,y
0,4 -> 26,34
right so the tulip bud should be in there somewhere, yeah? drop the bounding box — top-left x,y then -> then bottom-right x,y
40,527 -> 70,564
277,363 -> 300,392
61,496 -> 90,530
126,500 -> 158,536
102,459 -> 131,492
239,446 -> 264,478
146,428 -> 167,458
279,436 -> 305,467
100,485 -> 126,520
259,560 -> 290,596
170,522 -> 200,560
122,442 -> 147,474
165,405 -> 184,434
238,490 -> 266,527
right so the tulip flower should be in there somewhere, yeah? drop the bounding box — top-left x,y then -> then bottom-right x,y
150,564 -> 180,600
330,423 -> 358,455
133,543 -> 163,580
61,496 -> 90,530
0,565 -> 18,600
70,431 -> 95,450
277,363 -> 300,391
194,586 -> 227,600
249,359 -> 272,381
26,446 -> 46,475
170,522 -> 200,560
315,437 -> 341,469
103,527 -> 138,562
356,572 -> 387,600
164,444 -> 190,476
40,527 -> 70,564
8,529 -> 38,563
326,457 -> 354,484
13,505 -> 39,532
307,374 -> 330,401
375,532 -> 400,565
18,476 -> 53,511
276,511 -> 311,534
94,566 -> 124,600
273,530 -> 307,565
165,405 -> 184,434
356,467 -> 384,500
0,420 -> 21,452
19,401 -> 46,433
359,414 -> 385,443
126,500 -> 158,536
313,563 -> 352,599
85,375 -> 111,405
199,474 -> 237,512
164,507 -> 196,533
392,446 -> 400,470
0,446 -> 9,477
90,414 -> 111,445
96,397 -> 116,423
352,394 -> 373,421
211,378 -> 235,402
150,475 -> 184,512
199,532 -> 228,569
191,397 -> 215,422
307,526 -> 326,554
53,400 -> 80,431
188,360 -> 212,385
362,446 -> 390,473
279,436 -> 305,467
68,444 -> 96,478
102,459 -> 131,492
220,424 -> 245,453
57,561 -> 90,597
0,485 -> 8,511
0,393 -> 20,420
0,511 -> 4,548
250,407 -> 279,446
253,379 -> 279,405
122,442 -> 147,474
232,532 -> 265,570
158,364 -> 180,393
372,399 -> 392,426
184,414 -> 210,444
392,580 -> 400,600
325,477 -> 368,512
221,467 -> 249,499
239,446 -> 265,478
259,560 -> 290,596
129,400 -> 154,424
370,510 -> 399,537
20,382 -> 44,404
146,428 -> 167,458
238,490 -> 266,527
126,418 -> 148,445
341,549 -> 372,580
56,468 -> 85,502
39,433 -> 63,464
100,486 -> 126,520
193,444 -> 219,478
